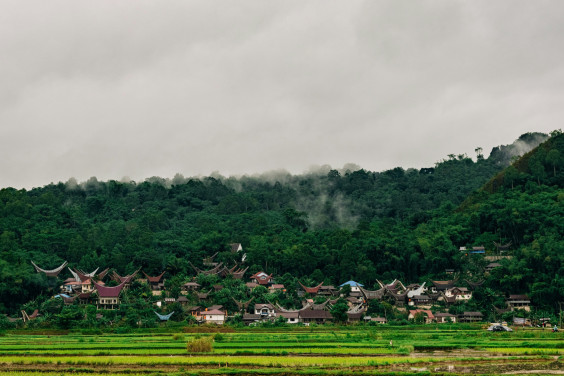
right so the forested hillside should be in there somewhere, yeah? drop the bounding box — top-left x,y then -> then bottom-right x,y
1,131 -> 562,316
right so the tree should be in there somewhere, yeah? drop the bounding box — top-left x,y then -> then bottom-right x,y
546,149 -> 561,177
330,299 -> 349,323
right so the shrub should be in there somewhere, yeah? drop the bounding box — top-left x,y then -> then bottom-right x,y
186,336 -> 214,352
173,333 -> 185,341
397,345 -> 414,354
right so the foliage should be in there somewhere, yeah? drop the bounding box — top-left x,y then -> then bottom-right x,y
0,131 -> 561,320
186,336 -> 214,352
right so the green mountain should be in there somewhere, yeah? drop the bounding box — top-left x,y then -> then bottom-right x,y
0,131 -> 561,318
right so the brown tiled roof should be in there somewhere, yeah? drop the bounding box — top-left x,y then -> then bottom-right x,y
299,309 -> 333,319
278,311 -> 299,319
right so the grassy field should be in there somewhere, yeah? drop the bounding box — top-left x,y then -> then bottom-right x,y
0,325 -> 562,375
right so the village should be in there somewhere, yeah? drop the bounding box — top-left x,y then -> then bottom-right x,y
17,242 -> 538,328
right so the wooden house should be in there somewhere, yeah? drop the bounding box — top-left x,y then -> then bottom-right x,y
94,280 -> 127,310
458,311 -> 483,323
506,295 -> 531,312
298,309 -> 333,324
250,271 -> 273,286
143,271 -> 165,296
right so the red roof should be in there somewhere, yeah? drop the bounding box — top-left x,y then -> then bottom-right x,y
299,281 -> 324,294
94,280 -> 127,298
143,271 -> 165,283
250,271 -> 273,285
408,309 -> 434,319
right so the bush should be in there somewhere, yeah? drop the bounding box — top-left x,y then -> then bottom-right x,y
186,336 -> 214,352
397,345 -> 414,354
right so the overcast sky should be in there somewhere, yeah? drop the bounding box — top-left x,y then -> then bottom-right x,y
1,1 -> 563,189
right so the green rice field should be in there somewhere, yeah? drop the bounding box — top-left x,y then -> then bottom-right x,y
0,325 -> 562,375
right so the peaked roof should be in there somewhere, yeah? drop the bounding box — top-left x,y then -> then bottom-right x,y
250,271 -> 273,285
94,280 -> 128,298
143,271 -> 165,283
339,281 -> 364,287
299,281 -> 324,294
112,269 -> 139,284
31,261 -> 68,277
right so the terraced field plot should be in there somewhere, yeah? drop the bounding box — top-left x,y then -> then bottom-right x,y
0,326 -> 562,375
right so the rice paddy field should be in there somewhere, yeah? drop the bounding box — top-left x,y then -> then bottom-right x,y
0,325 -> 562,375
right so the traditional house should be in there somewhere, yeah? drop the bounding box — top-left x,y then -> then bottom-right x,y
196,292 -> 210,301
408,295 -> 432,307
250,271 -> 273,286
94,280 -> 127,310
254,303 -> 276,318
506,295 -> 531,312
407,282 -> 427,298
181,282 -> 201,294
230,243 -> 243,253
430,280 -> 457,293
299,309 -> 333,324
143,271 -> 165,296
111,270 -> 139,290
346,307 -> 366,323
176,296 -> 189,306
189,261 -> 224,276
359,286 -> 385,301
318,285 -> 337,296
298,282 -> 325,297
242,313 -> 262,325
485,262 -> 502,273
31,260 -> 68,277
458,311 -> 483,323
434,312 -> 457,323
202,309 -> 226,325
408,309 -> 435,324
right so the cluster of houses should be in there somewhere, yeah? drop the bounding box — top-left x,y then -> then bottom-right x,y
24,242 -> 531,326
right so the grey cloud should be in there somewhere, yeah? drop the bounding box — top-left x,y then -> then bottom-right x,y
0,1 -> 562,189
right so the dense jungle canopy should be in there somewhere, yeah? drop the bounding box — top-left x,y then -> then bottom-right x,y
0,131 -> 562,316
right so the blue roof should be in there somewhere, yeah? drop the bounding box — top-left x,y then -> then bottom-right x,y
339,281 -> 364,287
54,294 -> 71,299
